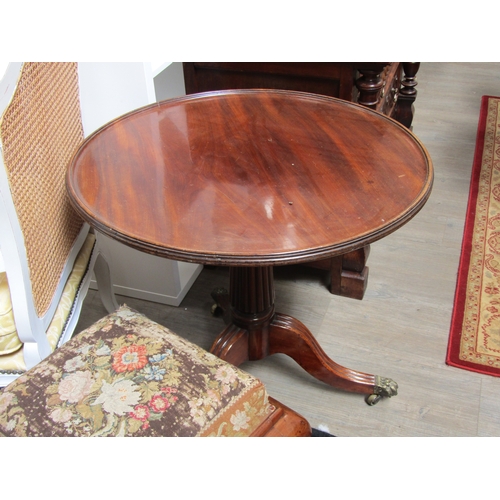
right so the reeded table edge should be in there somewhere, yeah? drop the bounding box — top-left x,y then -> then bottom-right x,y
66,172 -> 433,267
66,89 -> 434,267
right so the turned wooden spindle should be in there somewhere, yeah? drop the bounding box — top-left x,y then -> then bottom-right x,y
355,64 -> 387,109
395,62 -> 420,128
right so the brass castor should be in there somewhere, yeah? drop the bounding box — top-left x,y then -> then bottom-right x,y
211,303 -> 223,317
365,394 -> 382,405
210,287 -> 229,318
365,376 -> 398,405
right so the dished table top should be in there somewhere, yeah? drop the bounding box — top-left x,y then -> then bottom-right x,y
66,89 -> 433,266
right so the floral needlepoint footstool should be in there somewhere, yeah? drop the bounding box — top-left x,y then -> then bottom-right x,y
0,306 -> 294,437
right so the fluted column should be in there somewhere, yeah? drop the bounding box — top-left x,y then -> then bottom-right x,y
229,266 -> 275,360
230,267 -> 274,324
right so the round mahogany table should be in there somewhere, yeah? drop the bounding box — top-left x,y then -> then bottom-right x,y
67,89 -> 433,404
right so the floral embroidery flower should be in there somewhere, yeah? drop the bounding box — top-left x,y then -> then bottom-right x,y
215,365 -> 237,385
143,364 -> 166,381
95,344 -> 111,356
79,345 -> 92,355
0,392 -> 14,413
189,397 -> 203,409
161,387 -> 177,394
50,407 -> 73,424
190,407 -> 206,427
149,395 -> 170,412
206,389 -> 221,404
230,409 -> 250,431
58,371 -> 94,404
37,363 -> 56,377
117,308 -> 136,320
5,418 -> 17,432
93,379 -> 141,416
150,353 -> 168,363
130,404 -> 150,421
188,398 -> 207,426
112,345 -> 148,373
64,355 -> 85,372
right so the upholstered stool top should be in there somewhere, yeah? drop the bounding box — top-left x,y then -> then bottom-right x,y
0,306 -> 274,436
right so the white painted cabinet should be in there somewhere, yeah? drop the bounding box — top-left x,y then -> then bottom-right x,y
78,62 -> 202,306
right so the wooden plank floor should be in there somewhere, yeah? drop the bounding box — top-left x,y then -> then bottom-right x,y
77,62 -> 500,436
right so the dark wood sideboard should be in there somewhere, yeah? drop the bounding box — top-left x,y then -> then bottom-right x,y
182,62 -> 420,299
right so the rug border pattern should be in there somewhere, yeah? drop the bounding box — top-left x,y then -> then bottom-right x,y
447,95 -> 500,376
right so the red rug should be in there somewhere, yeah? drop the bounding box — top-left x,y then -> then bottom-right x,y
447,95 -> 500,376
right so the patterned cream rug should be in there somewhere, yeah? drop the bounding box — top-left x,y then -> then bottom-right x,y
448,95 -> 500,376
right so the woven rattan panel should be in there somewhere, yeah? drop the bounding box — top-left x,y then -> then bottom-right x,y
0,63 -> 85,317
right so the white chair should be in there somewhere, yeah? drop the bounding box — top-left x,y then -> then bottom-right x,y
0,62 -> 118,386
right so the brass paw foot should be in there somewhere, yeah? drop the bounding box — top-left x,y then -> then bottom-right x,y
365,376 -> 398,405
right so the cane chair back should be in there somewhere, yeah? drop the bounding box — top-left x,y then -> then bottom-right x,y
0,62 -> 118,386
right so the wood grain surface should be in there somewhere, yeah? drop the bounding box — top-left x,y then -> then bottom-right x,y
67,89 -> 433,266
